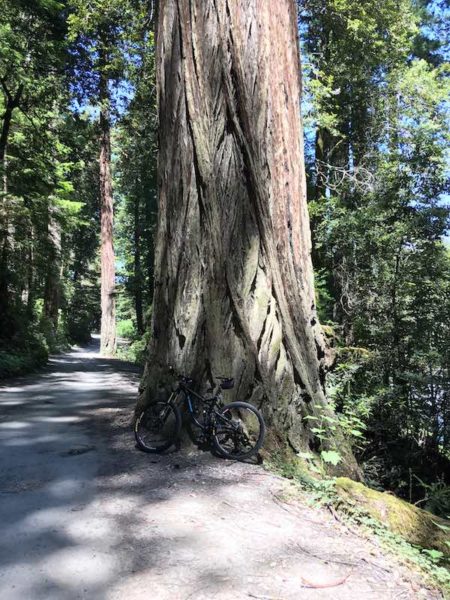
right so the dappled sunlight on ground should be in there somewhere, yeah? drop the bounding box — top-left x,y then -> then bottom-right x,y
0,339 -> 141,599
0,340 -> 440,599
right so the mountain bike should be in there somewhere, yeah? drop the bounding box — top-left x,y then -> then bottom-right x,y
134,368 -> 265,460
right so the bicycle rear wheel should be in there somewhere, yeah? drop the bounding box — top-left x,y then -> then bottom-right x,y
135,401 -> 182,453
213,401 -> 265,460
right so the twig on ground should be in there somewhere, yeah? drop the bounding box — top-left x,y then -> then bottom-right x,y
329,507 -> 398,566
270,491 -> 324,525
292,544 -> 361,569
247,593 -> 284,600
291,543 -> 360,568
328,505 -> 364,538
242,471 -> 286,481
270,491 -> 300,516
359,556 -> 392,575
221,500 -> 255,515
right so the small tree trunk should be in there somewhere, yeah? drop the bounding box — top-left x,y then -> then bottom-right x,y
43,204 -> 61,332
134,194 -> 144,334
0,106 -> 13,165
99,66 -> 116,356
145,188 -> 156,307
139,0 -> 359,476
0,100 -> 13,335
0,83 -> 23,161
25,233 -> 34,319
314,127 -> 330,201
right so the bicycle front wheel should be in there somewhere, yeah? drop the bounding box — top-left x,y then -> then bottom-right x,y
135,401 -> 182,453
213,401 -> 265,460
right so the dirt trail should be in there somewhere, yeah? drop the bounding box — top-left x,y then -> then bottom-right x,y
0,340 -> 439,599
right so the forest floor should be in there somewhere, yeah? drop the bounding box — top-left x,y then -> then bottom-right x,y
0,340 -> 442,600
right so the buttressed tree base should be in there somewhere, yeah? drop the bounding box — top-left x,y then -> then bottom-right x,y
138,0 -> 359,478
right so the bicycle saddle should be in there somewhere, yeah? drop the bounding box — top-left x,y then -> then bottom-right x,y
217,377 -> 234,389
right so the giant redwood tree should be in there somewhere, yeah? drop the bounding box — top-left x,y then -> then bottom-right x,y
139,0 -> 358,474
98,47 -> 116,356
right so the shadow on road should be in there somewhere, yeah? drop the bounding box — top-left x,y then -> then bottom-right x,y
0,338 -> 428,600
0,339 -> 253,600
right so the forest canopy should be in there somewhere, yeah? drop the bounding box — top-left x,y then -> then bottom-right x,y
0,0 -> 449,514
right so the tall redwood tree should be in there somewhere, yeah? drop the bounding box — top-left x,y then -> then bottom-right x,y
99,50 -> 116,356
139,0 -> 358,474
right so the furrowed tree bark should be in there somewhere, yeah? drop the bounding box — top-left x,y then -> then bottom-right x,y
138,0 -> 359,476
0,148 -> 9,335
134,193 -> 144,334
99,57 -> 116,356
43,204 -> 62,333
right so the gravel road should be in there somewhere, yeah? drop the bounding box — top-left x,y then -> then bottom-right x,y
0,340 -> 439,599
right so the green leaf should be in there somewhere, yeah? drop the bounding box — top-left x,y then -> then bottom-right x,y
320,450 -> 342,466
422,549 -> 444,561
311,427 -> 326,434
350,429 -> 364,437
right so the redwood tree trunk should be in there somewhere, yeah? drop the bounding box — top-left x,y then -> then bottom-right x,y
0,145 -> 9,333
134,194 -> 144,334
139,0 -> 358,475
43,204 -> 62,332
99,67 -> 116,356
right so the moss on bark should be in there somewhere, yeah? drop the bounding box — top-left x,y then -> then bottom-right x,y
336,477 -> 450,554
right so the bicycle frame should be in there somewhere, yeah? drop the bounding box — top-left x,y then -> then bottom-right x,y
169,383 -> 223,432
157,379 -> 239,442
187,386 -> 214,429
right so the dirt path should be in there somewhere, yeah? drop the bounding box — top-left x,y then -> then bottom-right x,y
0,341 -> 439,600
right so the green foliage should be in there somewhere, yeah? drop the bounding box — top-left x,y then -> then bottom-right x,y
320,450 -> 342,466
115,331 -> 150,366
0,348 -> 46,379
303,0 -> 450,504
116,319 -> 135,339
0,0 -> 109,365
66,0 -> 153,113
0,323 -> 49,378
0,0 -> 154,373
114,20 -> 157,338
415,477 -> 450,519
39,315 -> 70,353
